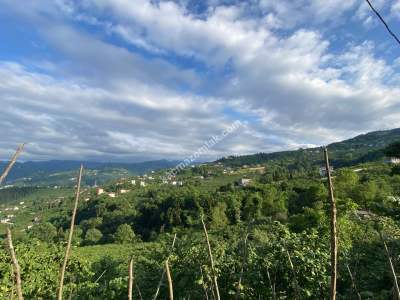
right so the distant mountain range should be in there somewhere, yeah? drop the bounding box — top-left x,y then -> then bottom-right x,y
0,159 -> 179,185
2,127 -> 400,186
217,127 -> 400,167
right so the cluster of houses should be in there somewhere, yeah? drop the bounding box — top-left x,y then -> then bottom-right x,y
0,202 -> 25,224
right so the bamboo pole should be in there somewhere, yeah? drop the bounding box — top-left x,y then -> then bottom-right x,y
0,144 -> 25,185
7,228 -> 24,300
57,165 -> 83,300
286,249 -> 301,300
201,216 -> 220,300
165,260 -> 173,300
380,232 -> 400,299
152,233 -> 177,300
235,233 -> 249,300
128,258 -> 134,300
324,147 -> 337,300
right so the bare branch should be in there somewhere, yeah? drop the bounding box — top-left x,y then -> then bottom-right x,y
7,228 -> 24,300
57,165 -> 84,300
324,147 -> 337,300
0,144 -> 25,185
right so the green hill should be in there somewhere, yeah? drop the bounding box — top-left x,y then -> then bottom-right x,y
217,127 -> 400,167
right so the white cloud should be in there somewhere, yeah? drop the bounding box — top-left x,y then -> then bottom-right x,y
1,0 -> 400,161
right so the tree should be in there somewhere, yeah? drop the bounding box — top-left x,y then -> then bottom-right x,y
30,222 -> 57,243
84,228 -> 103,245
114,224 -> 135,244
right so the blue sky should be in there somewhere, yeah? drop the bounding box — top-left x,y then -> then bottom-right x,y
1,0 -> 400,162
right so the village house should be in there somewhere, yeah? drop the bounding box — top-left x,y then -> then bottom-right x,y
140,181 -> 146,187
108,192 -> 116,198
120,189 -> 130,194
97,188 -> 105,195
239,178 -> 252,187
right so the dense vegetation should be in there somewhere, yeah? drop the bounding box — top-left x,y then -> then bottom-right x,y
1,133 -> 400,299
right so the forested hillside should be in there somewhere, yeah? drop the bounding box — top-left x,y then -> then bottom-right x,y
218,127 -> 400,168
0,159 -> 179,186
1,138 -> 400,299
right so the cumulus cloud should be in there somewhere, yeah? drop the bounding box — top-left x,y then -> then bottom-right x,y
0,0 -> 400,161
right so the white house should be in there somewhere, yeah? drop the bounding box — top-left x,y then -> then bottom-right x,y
131,180 -> 136,185
140,181 -> 146,187
239,178 -> 252,187
97,188 -> 105,195
108,192 -> 116,198
120,189 -> 130,194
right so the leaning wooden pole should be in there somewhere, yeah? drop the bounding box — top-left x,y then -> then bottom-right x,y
0,143 -> 25,185
128,258 -> 134,300
1,144 -> 25,300
380,232 -> 400,299
152,233 -> 177,300
165,260 -> 173,300
201,216 -> 221,300
7,228 -> 24,300
57,165 -> 83,300
324,147 -> 337,300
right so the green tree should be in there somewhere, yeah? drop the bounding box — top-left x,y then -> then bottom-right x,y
29,222 -> 57,243
384,141 -> 400,158
114,224 -> 135,244
84,228 -> 103,245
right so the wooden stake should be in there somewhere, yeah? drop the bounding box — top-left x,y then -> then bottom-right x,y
324,147 -> 337,300
0,144 -> 25,185
7,228 -> 24,300
128,258 -> 134,300
165,260 -> 173,300
57,165 -> 83,300
152,233 -> 177,300
380,232 -> 400,299
201,216 -> 221,300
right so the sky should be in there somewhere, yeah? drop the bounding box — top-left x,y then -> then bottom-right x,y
1,0 -> 400,162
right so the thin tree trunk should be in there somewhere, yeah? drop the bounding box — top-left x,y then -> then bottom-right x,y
286,249 -> 301,300
324,147 -> 337,300
7,228 -> 23,300
346,264 -> 361,300
165,260 -> 173,300
152,233 -> 177,300
201,216 -> 221,300
380,232 -> 400,299
128,258 -> 134,300
0,144 -> 25,185
57,165 -> 83,300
